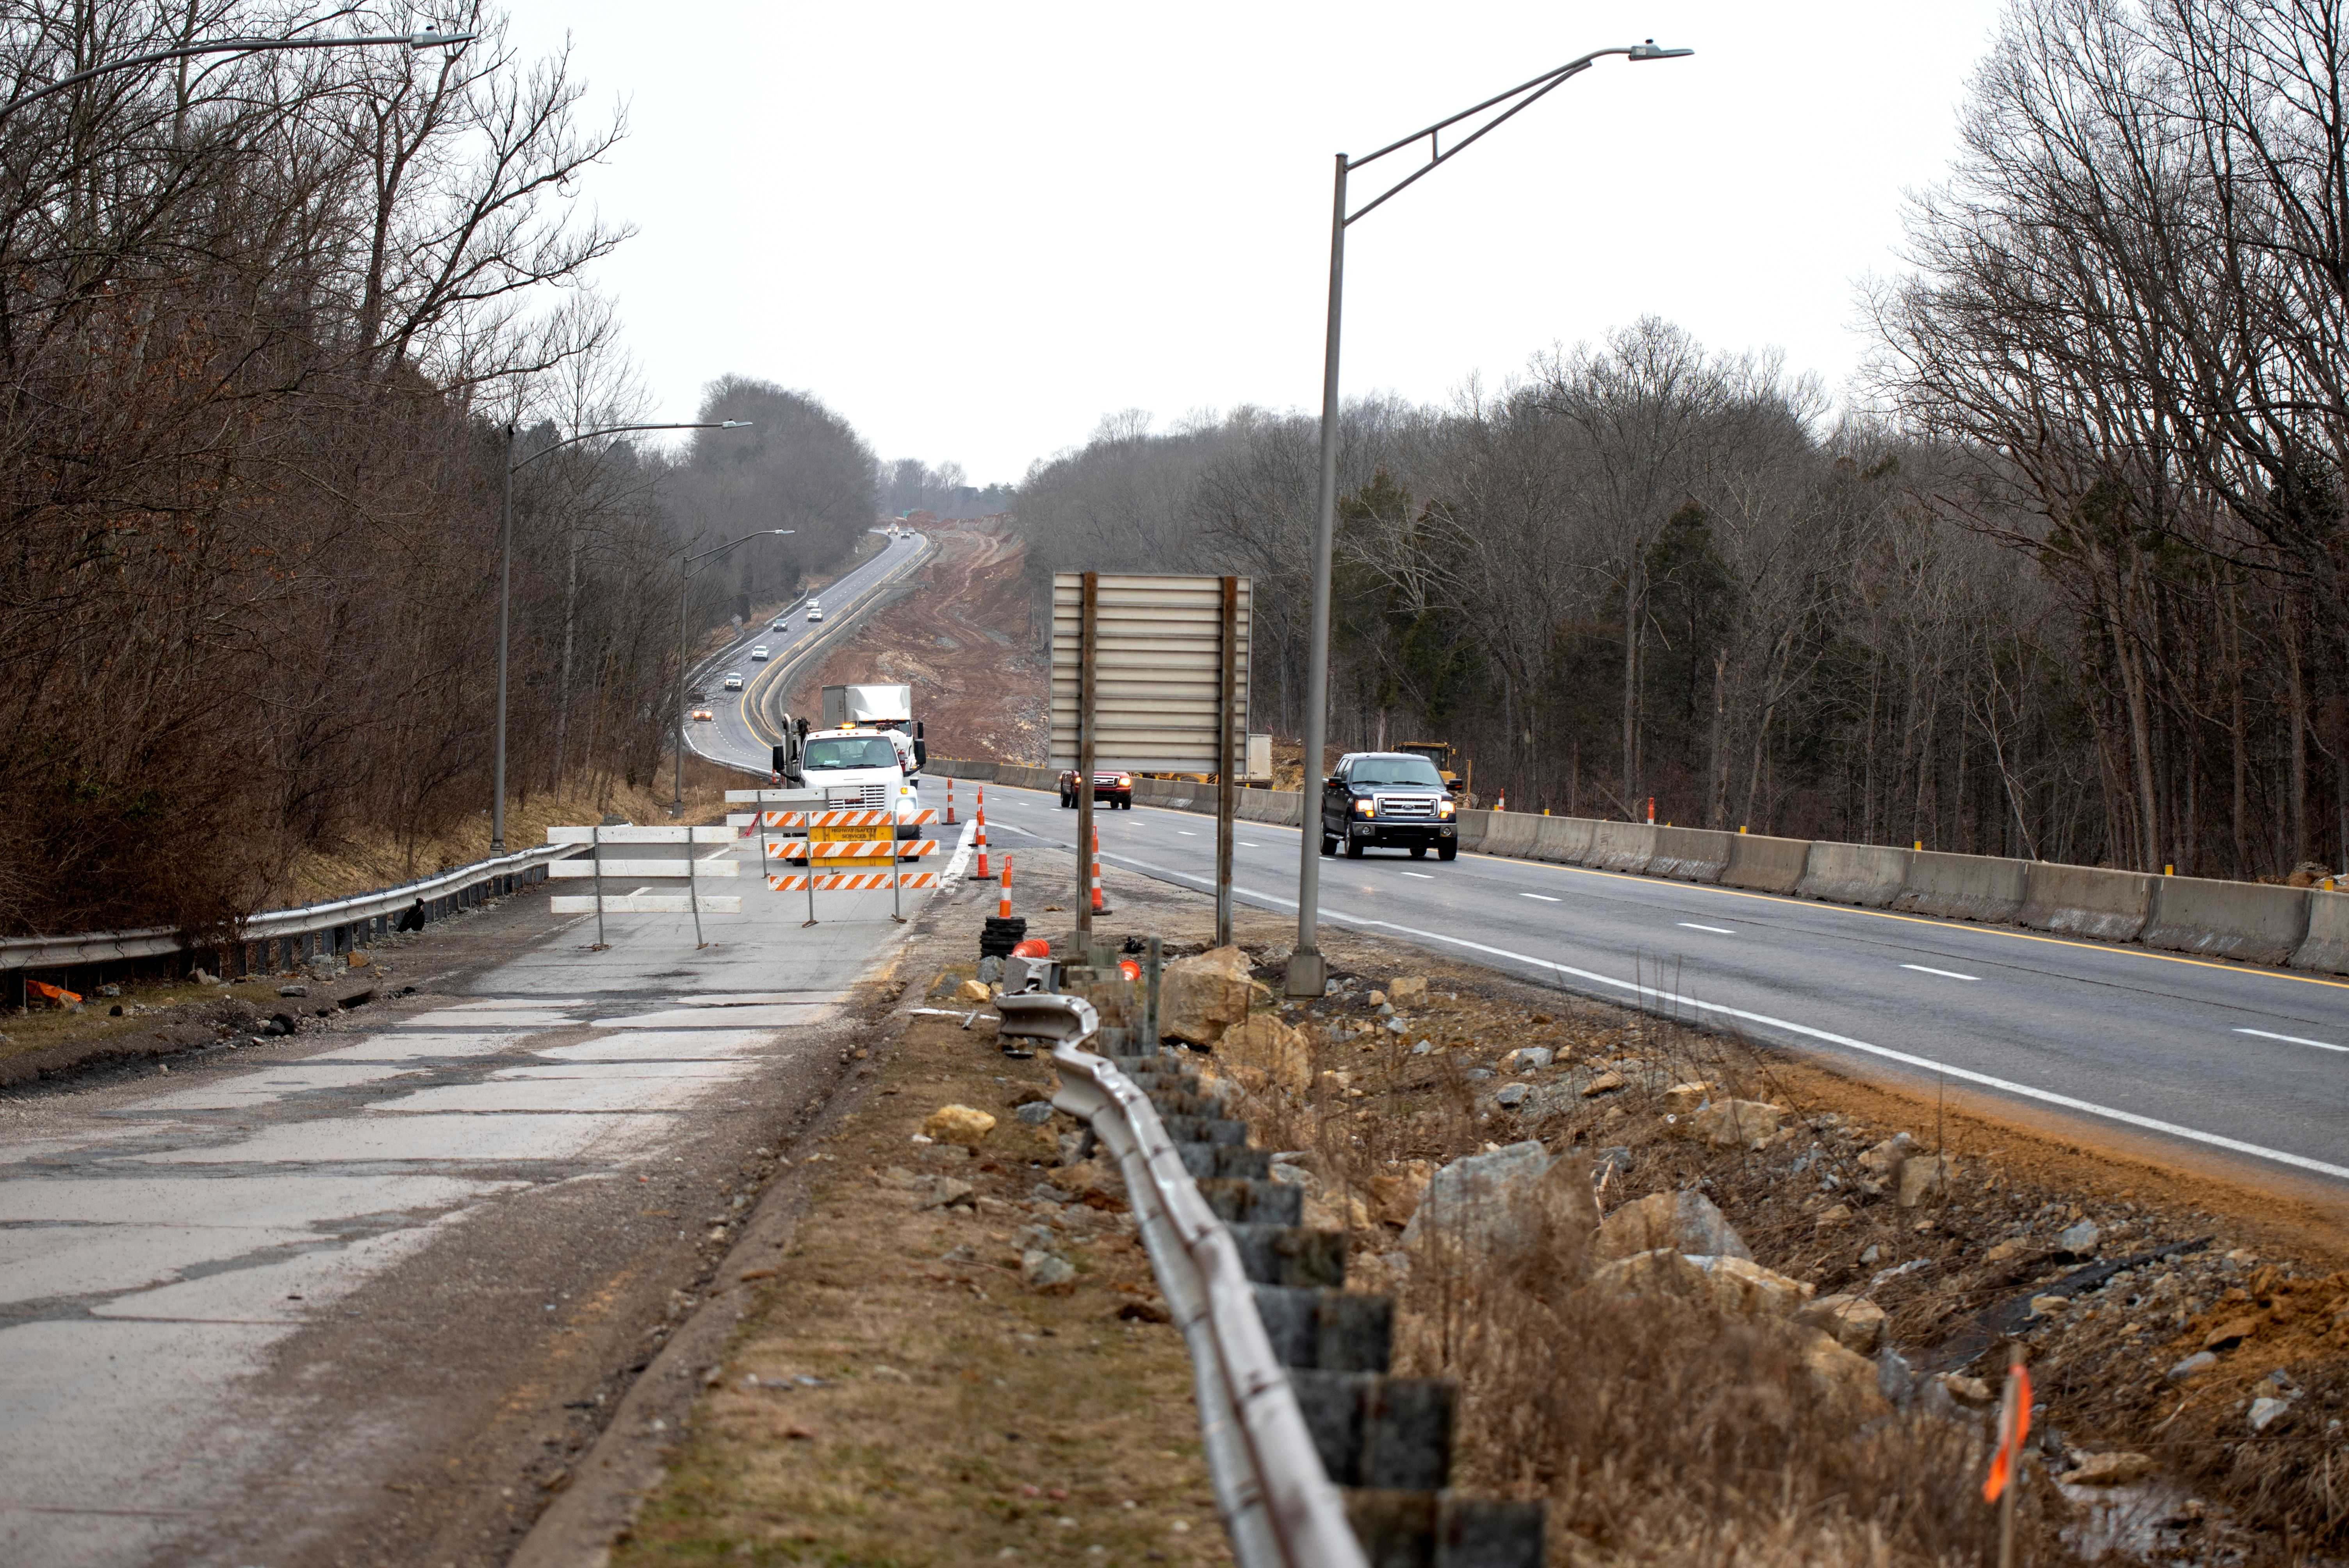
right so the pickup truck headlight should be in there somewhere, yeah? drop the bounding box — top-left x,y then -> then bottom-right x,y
1436,796 -> 1455,818
1351,797 -> 1375,817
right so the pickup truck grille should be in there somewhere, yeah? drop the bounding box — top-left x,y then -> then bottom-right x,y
1374,794 -> 1437,819
827,783 -> 891,809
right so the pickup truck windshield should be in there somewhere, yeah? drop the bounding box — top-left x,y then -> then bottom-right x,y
1350,757 -> 1445,787
802,737 -> 900,771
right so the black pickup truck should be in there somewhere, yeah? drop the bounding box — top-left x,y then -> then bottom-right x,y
1319,752 -> 1460,860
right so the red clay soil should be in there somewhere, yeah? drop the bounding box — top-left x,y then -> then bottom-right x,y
783,521 -> 1049,764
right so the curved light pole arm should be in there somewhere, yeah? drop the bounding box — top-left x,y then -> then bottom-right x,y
0,30 -> 474,122
512,420 -> 751,474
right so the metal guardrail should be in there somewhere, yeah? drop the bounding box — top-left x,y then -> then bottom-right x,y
0,841 -> 573,973
999,990 -> 1366,1568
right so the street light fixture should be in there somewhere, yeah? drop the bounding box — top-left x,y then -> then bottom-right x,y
0,29 -> 476,122
490,420 -> 755,851
672,529 -> 795,815
1284,39 -> 1694,1000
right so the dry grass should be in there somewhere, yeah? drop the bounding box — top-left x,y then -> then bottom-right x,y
612,962 -> 1232,1567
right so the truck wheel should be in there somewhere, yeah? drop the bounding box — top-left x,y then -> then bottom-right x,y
1438,843 -> 1458,861
1346,837 -> 1365,859
1409,846 -> 1427,859
1319,833 -> 1336,857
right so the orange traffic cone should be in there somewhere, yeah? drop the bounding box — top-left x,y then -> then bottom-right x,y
945,775 -> 957,825
976,792 -> 989,880
1090,825 -> 1107,914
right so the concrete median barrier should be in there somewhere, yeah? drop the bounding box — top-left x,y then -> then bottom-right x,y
1528,816 -> 1595,863
1453,809 -> 1490,852
1239,788 -> 1303,827
1649,826 -> 1732,882
2291,889 -> 2349,973
1797,842 -> 1912,907
1723,832 -> 1811,893
1898,851 -> 2027,923
1477,813 -> 1541,858
2018,862 -> 2153,941
2139,874 -> 2311,965
1588,821 -> 1658,875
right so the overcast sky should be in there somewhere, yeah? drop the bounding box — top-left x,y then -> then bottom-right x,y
499,1 -> 2011,487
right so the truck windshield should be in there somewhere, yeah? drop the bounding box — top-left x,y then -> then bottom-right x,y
802,737 -> 900,770
1351,757 -> 1445,787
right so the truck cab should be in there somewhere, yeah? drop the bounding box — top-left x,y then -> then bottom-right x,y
1320,751 -> 1459,861
772,684 -> 929,842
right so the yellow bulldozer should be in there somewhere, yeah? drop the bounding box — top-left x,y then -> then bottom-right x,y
1397,741 -> 1471,800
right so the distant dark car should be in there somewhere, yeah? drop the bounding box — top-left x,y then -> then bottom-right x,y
1060,768 -> 1133,809
1320,752 -> 1458,860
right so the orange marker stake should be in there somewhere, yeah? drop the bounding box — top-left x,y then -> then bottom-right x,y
975,792 -> 990,880
945,775 -> 957,825
998,854 -> 1013,919
1090,824 -> 1107,915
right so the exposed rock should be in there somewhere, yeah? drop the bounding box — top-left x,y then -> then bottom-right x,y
2249,1396 -> 2290,1432
2058,1218 -> 2101,1254
1047,1160 -> 1109,1198
1022,1250 -> 1077,1294
1682,1099 -> 1781,1150
188,968 -> 215,987
1663,1081 -> 1715,1112
2066,1451 -> 2157,1486
1502,1046 -> 1554,1074
1367,990 -> 1387,1006
956,979 -> 991,1003
1983,1238 -> 2028,1264
1159,946 -> 1255,1046
277,985 -> 308,999
1588,1247 -> 1710,1299
1939,1374 -> 1997,1410
1801,1329 -> 1892,1420
1400,1141 -> 1563,1255
1698,1255 -> 1813,1317
2203,1316 -> 2256,1351
1013,1101 -> 1057,1126
1876,1347 -> 1918,1409
911,1176 -> 975,1211
2029,1294 -> 2071,1317
1364,1161 -> 1433,1228
921,1105 -> 997,1149
1386,976 -> 1427,1004
2167,1351 -> 2218,1380
1581,1071 -> 1625,1098
1797,1294 -> 1888,1354
1897,1154 -> 1954,1207
1858,1133 -> 1915,1178
1055,1130 -> 1093,1167
1494,1083 -> 1529,1108
1217,1014 -> 1312,1092
1592,1189 -> 1750,1263
347,950 -> 371,969
1534,1153 -> 1601,1239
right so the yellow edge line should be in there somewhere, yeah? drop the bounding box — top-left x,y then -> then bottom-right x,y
1463,844 -> 2349,992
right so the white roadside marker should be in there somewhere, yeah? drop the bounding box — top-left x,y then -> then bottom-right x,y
1902,963 -> 1979,981
2235,1027 -> 2349,1054
1401,871 -> 1434,879
1678,922 -> 1734,934
1521,893 -> 1560,902
1177,830 -> 1197,836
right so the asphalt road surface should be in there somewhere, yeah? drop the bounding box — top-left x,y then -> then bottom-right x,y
978,783 -> 2349,1189
688,530 -> 934,776
0,834 -> 945,1566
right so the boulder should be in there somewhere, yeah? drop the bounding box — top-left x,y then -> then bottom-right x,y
1581,1071 -> 1625,1097
1663,1081 -> 1715,1112
1502,1046 -> 1554,1074
1800,1330 -> 1892,1420
1590,1248 -> 1710,1298
1858,1133 -> 1915,1180
1898,1154 -> 1954,1208
1217,1014 -> 1312,1092
1013,1101 -> 1057,1126
921,1104 -> 996,1149
2058,1218 -> 2101,1254
1682,1099 -> 1781,1149
1364,1161 -> 1434,1227
1048,1160 -> 1110,1198
1797,1294 -> 1888,1354
2066,1451 -> 2157,1486
1983,1238 -> 2028,1264
1592,1189 -> 1750,1263
2203,1316 -> 2256,1351
2249,1396 -> 2291,1433
2167,1351 -> 2217,1380
1400,1141 -> 1562,1255
1387,976 -> 1428,1004
1022,1249 -> 1077,1294
956,978 -> 991,1003
910,1176 -> 975,1211
1698,1255 -> 1813,1317
1160,946 -> 1255,1045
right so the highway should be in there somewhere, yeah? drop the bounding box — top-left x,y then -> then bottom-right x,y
688,529 -> 934,776
976,784 -> 2349,1187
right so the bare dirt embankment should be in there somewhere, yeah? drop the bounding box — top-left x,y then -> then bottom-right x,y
785,521 -> 1049,764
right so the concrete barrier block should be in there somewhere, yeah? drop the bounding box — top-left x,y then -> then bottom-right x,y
1478,813 -> 1540,858
1588,821 -> 1657,875
1797,842 -> 1912,907
1723,832 -> 1810,893
1527,816 -> 1595,863
2140,874 -> 2310,965
1649,826 -> 1732,882
2291,889 -> 2349,973
1452,808 -> 1490,852
1898,851 -> 2027,923
2019,862 -> 2153,941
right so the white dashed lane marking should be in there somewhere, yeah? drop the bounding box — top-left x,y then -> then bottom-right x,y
2235,1027 -> 2348,1054
1902,964 -> 1979,982
1678,922 -> 1734,934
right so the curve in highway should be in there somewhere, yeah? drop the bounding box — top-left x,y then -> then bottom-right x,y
975,783 -> 2349,1188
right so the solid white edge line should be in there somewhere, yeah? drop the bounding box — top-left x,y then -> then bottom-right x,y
1901,964 -> 1980,982
1066,842 -> 2349,1187
2234,1027 -> 2349,1054
939,818 -> 978,885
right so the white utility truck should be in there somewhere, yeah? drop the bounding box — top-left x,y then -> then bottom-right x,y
772,683 -> 929,848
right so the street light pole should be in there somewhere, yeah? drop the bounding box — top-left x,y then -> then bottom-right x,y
671,528 -> 794,815
490,419 -> 752,851
1285,39 -> 1693,999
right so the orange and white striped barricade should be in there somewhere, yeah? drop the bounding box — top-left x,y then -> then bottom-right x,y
763,811 -> 941,924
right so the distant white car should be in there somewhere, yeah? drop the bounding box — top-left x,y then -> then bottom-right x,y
806,605 -> 823,624
722,672 -> 743,691
750,645 -> 770,661
771,617 -> 785,631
